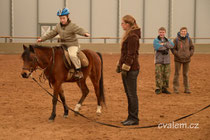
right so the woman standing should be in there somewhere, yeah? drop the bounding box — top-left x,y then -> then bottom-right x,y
116,15 -> 141,126
37,8 -> 90,79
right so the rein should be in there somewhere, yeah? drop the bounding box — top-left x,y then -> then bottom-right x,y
30,76 -> 210,129
47,47 -> 55,88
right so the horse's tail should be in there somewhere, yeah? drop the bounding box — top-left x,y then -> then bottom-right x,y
96,52 -> 105,105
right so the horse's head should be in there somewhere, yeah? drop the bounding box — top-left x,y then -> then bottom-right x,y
21,44 -> 38,78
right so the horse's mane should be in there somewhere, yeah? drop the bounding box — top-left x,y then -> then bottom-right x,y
33,44 -> 53,49
21,44 -> 68,60
34,44 -> 68,50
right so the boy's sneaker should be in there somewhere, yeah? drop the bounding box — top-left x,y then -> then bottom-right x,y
184,89 -> 191,94
155,89 -> 161,94
162,88 -> 171,94
174,89 -> 179,94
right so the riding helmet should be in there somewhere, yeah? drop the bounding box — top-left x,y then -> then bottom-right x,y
57,8 -> 70,16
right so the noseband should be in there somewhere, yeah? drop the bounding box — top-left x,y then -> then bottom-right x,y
22,56 -> 39,76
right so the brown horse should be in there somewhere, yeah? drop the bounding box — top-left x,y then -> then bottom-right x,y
21,44 -> 105,121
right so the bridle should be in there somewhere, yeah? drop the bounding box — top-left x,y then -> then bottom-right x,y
22,47 -> 55,72
22,56 -> 39,77
22,47 -> 55,88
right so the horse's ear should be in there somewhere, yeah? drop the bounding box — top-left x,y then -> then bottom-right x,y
23,44 -> 27,50
29,45 -> 35,53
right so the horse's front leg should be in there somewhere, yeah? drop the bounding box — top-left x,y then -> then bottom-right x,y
59,88 -> 69,118
49,83 -> 60,121
49,93 -> 58,121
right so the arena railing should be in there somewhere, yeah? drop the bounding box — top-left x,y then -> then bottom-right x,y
0,36 -> 210,44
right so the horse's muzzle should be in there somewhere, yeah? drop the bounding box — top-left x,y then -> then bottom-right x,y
21,72 -> 29,78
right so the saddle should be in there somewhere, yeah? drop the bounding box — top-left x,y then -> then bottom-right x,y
62,46 -> 89,80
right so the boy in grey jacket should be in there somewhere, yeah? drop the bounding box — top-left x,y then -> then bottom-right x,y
153,27 -> 174,94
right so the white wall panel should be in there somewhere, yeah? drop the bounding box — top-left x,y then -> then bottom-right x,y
144,0 -> 169,43
196,0 -> 210,43
172,0 -> 194,39
13,0 -> 37,42
39,0 -> 64,23
121,0 -> 143,39
0,0 -> 10,42
67,0 -> 90,43
92,0 -> 118,43
0,0 -> 210,43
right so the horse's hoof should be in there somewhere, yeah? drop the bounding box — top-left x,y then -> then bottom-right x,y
74,111 -> 79,116
49,114 -> 56,121
74,104 -> 81,112
64,110 -> 68,118
96,111 -> 101,116
96,106 -> 102,115
48,119 -> 54,122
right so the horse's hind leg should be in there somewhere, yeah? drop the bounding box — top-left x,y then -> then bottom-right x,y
59,87 -> 69,118
74,79 -> 89,112
90,75 -> 101,114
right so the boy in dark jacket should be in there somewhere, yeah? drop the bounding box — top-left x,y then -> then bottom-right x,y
172,27 -> 194,93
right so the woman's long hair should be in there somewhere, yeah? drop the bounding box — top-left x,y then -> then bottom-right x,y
121,15 -> 140,45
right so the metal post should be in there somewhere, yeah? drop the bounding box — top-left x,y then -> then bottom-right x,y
168,0 -> 171,38
142,0 -> 145,43
37,0 -> 40,37
64,0 -> 66,7
168,0 -> 173,38
116,0 -> 121,43
90,0 -> 92,43
193,0 -> 197,43
10,0 -> 14,42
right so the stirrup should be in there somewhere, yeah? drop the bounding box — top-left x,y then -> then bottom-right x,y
74,71 -> 83,79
